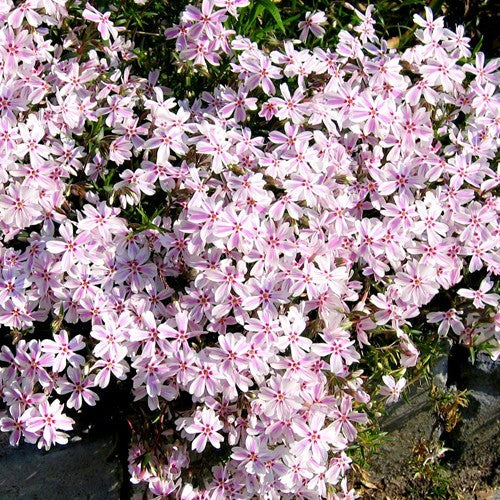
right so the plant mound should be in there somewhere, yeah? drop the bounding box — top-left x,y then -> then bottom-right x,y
0,1 -> 498,498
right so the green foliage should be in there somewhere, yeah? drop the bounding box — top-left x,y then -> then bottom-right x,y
238,0 -> 286,37
348,424 -> 388,469
408,438 -> 454,498
430,385 -> 469,433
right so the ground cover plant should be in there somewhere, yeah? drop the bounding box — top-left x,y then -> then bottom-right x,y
0,0 -> 498,497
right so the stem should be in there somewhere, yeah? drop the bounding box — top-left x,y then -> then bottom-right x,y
128,30 -> 164,37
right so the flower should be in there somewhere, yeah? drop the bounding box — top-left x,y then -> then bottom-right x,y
259,375 -> 302,420
394,260 -> 439,307
184,407 -> 224,452
427,309 -> 464,336
0,182 -> 42,230
298,11 -> 327,42
291,412 -> 347,462
379,375 -> 406,404
231,436 -> 273,475
45,221 -> 90,272
0,403 -> 37,446
57,366 -> 100,410
330,396 -> 367,441
26,400 -> 75,450
458,276 -> 499,309
41,330 -> 85,372
0,1 -> 498,497
82,3 -> 119,41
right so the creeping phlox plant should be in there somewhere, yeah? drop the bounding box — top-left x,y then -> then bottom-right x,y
0,0 -> 498,497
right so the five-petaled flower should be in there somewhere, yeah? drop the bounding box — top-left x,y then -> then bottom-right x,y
184,407 -> 224,452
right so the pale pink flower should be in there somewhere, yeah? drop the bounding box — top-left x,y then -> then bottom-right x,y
188,358 -> 220,397
0,28 -> 34,75
82,3 -> 119,41
92,351 -> 129,388
259,375 -> 302,420
458,276 -> 499,308
239,53 -> 282,95
291,413 -> 347,462
8,1 -> 43,28
45,221 -> 90,271
311,331 -> 360,375
330,396 -> 367,442
427,309 -> 464,336
185,407 -> 224,452
219,86 -> 257,122
298,11 -> 327,42
26,400 -> 75,450
231,436 -> 273,475
394,260 -> 439,307
399,335 -> 419,368
0,403 -> 38,446
379,375 -> 406,404
58,366 -> 100,410
41,330 -> 85,372
0,182 -> 42,229
182,0 -> 227,39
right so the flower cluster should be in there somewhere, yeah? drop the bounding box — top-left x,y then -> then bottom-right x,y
0,1 -> 498,498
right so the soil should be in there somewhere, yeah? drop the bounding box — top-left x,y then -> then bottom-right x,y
353,351 -> 499,499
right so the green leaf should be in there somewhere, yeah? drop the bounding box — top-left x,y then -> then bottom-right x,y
96,125 -> 105,142
103,169 -> 115,187
141,452 -> 151,467
244,3 -> 265,33
283,11 -> 303,27
136,204 -> 149,225
258,0 -> 286,34
469,347 -> 476,365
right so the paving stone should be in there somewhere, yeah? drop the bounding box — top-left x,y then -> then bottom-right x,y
0,431 -> 122,499
368,380 -> 438,482
449,353 -> 500,487
367,351 -> 499,495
